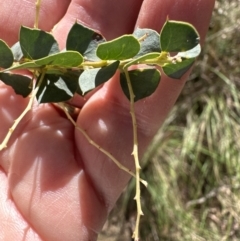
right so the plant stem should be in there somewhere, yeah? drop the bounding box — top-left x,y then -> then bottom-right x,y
0,71 -> 46,151
57,102 -> 148,187
34,0 -> 42,29
81,60 -> 108,68
124,69 -> 143,241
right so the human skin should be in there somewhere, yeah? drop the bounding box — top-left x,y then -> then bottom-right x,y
0,0 -> 215,240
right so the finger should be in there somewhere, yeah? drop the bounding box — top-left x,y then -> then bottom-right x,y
76,0 -> 215,211
136,0 -> 214,44
0,0 -> 71,45
53,0 -> 144,47
133,0 -> 215,133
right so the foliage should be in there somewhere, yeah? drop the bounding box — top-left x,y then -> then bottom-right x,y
0,21 -> 200,103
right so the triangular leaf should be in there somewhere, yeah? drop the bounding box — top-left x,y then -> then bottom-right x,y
97,35 -> 140,60
0,73 -> 32,97
35,51 -> 83,68
162,58 -> 195,79
160,20 -> 200,52
133,28 -> 161,57
79,61 -> 119,94
20,26 -> 59,59
67,22 -> 105,61
120,69 -> 160,102
36,74 -> 78,103
0,40 -> 14,68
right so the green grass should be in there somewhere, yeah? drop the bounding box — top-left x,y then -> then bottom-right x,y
99,0 -> 240,240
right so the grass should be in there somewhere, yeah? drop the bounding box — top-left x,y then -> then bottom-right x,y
99,0 -> 240,240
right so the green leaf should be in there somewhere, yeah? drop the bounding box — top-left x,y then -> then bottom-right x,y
35,51 -> 83,68
36,74 -> 78,103
120,69 -> 160,102
133,28 -> 161,57
3,62 -> 39,72
79,61 -> 119,94
160,20 -> 200,52
67,22 -> 105,61
20,26 -> 59,59
162,58 -> 195,79
0,73 -> 32,97
0,40 -> 14,68
97,35 -> 140,60
4,51 -> 83,72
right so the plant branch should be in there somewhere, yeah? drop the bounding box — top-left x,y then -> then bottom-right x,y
57,102 -> 148,187
123,68 -> 143,241
81,60 -> 108,68
34,0 -> 42,29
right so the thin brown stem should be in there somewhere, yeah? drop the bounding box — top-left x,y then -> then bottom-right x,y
34,0 -> 42,29
57,102 -> 148,187
123,69 -> 144,241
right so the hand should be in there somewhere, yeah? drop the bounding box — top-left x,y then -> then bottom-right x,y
0,0 -> 214,240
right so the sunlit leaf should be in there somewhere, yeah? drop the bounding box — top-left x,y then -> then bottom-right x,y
20,26 -> 59,59
0,40 -> 14,68
120,69 -> 160,102
0,73 -> 32,97
35,51 -> 83,67
3,62 -> 39,72
67,22 -> 105,61
4,51 -> 83,72
36,74 -> 78,103
97,35 -> 140,60
160,20 -> 200,52
79,61 -> 119,94
162,58 -> 195,79
133,28 -> 161,57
